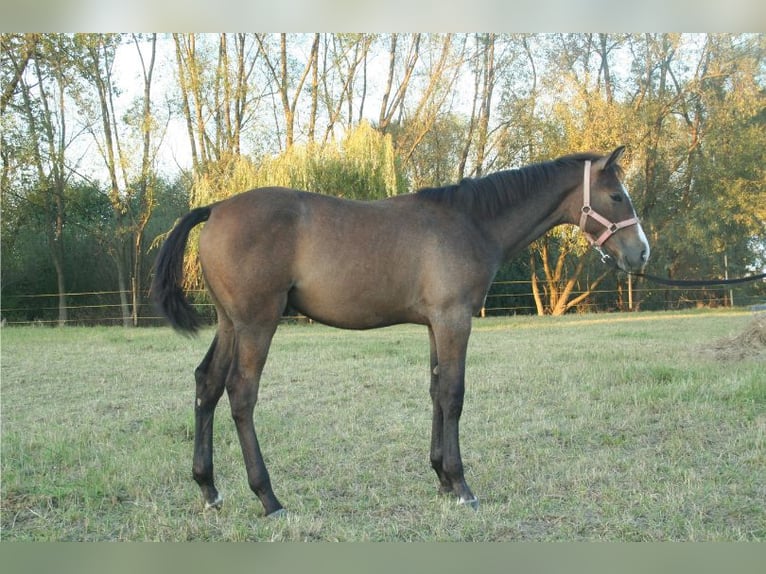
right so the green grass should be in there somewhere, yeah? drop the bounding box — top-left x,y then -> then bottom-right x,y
1,310 -> 764,541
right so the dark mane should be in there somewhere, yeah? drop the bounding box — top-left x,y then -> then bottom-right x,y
416,152 -> 616,220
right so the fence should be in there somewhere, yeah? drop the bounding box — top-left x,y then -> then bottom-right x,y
2,279 -> 764,327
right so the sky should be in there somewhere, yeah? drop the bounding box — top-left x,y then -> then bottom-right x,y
3,0 -> 766,32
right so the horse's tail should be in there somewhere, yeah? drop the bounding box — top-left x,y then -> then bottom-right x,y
150,206 -> 212,334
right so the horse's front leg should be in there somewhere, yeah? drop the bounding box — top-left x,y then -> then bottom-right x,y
428,326 -> 454,495
429,318 -> 479,509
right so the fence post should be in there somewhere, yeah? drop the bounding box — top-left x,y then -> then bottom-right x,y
132,276 -> 138,327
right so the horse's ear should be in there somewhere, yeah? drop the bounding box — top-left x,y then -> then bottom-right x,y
604,146 -> 626,170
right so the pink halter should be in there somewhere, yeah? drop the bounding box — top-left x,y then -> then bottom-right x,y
579,160 -> 640,247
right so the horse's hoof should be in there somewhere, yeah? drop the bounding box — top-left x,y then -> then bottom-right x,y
458,496 -> 479,511
204,495 -> 223,510
267,508 -> 287,519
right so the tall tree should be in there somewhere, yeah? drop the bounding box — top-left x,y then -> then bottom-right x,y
257,33 -> 319,150
394,34 -> 464,172
129,33 -> 158,326
1,33 -> 38,114
4,34 -> 75,325
319,33 -> 372,144
524,33 -> 631,314
74,33 -> 162,326
76,33 -> 133,325
173,33 -> 264,175
378,33 -> 421,134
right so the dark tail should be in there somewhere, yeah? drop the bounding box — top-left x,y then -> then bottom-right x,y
150,206 -> 212,334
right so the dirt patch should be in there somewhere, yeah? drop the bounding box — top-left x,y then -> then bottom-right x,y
701,313 -> 766,361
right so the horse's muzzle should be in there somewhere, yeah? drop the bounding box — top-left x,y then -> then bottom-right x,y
598,226 -> 650,274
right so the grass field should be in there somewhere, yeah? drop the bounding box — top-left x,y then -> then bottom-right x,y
1,309 -> 764,541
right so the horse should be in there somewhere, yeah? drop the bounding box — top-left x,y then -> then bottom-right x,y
151,146 -> 650,517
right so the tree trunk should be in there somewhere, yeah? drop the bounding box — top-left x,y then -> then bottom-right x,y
130,33 -> 157,326
473,33 -> 495,177
530,253 -> 545,316
378,33 -> 420,133
531,237 -> 607,316
173,34 -> 200,172
82,35 -> 133,326
23,42 -> 68,325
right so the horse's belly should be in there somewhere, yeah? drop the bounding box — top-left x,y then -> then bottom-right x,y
288,278 -> 424,330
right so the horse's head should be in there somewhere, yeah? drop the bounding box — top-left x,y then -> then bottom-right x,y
577,146 -> 650,273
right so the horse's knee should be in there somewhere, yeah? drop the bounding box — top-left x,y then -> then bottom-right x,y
439,389 -> 464,418
230,404 -> 254,426
226,372 -> 260,422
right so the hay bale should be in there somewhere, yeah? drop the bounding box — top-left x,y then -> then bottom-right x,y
702,314 -> 766,361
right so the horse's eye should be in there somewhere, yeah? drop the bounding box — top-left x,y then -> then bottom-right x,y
610,193 -> 623,203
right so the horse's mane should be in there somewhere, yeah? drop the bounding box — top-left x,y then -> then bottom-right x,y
416,152 -> 620,220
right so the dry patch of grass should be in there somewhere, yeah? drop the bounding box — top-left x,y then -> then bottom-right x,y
700,313 -> 766,361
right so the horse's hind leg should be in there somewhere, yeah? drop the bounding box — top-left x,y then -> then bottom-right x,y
192,327 -> 231,509
226,315 -> 284,517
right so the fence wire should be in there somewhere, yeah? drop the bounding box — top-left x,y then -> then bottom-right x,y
2,280 -> 764,327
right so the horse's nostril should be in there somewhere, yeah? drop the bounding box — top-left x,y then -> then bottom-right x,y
640,249 -> 648,262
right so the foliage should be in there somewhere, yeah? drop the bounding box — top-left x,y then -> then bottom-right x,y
191,121 -> 404,205
1,176 -> 189,324
180,122 -> 407,290
1,33 -> 764,320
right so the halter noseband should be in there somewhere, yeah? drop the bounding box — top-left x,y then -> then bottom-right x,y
579,160 -> 639,247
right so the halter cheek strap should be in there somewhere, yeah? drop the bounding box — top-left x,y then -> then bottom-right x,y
579,160 -> 639,247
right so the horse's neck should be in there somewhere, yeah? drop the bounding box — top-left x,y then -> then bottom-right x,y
483,173 -> 577,262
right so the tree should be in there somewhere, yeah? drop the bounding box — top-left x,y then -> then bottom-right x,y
318,33 -> 374,145
173,33 -> 266,173
2,34 -> 76,325
460,33 -> 496,178
2,33 -> 764,320
529,232 -> 610,316
394,34 -> 464,172
129,33 -> 159,326
403,112 -> 468,189
520,34 -> 632,314
74,33 -> 162,326
622,33 -> 765,308
256,33 -> 319,151
378,33 -> 421,134
1,33 -> 38,114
